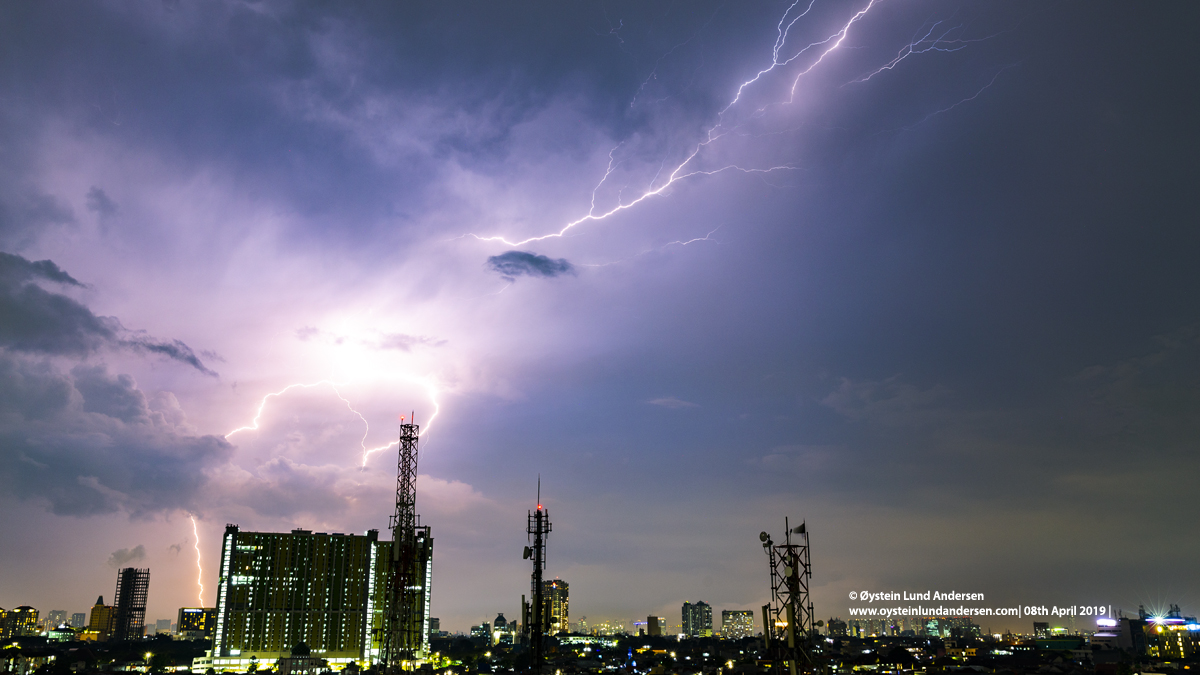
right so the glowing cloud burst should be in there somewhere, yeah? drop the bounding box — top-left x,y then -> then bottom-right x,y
224,376 -> 443,468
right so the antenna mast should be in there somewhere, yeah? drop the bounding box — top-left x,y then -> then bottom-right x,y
760,519 -> 816,675
524,477 -> 551,674
382,418 -> 422,671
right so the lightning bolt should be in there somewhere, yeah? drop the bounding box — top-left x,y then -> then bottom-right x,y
225,380 -> 352,438
461,0 -> 1007,251
579,226 -> 723,269
359,376 -> 442,467
226,378 -> 436,468
463,0 -> 886,248
849,12 -> 1006,85
909,65 -> 1015,128
190,515 -> 204,606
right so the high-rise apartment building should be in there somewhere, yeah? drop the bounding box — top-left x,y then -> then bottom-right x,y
112,568 -> 150,641
209,525 -> 432,670
721,610 -> 754,639
541,579 -> 569,635
47,610 -> 67,628
682,601 -> 712,637
70,613 -> 87,629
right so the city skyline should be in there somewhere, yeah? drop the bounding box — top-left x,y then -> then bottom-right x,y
1,1 -> 1198,637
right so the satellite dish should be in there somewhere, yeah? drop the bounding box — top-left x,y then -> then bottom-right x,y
523,546 -> 532,559
759,532 -> 770,542
784,566 -> 793,577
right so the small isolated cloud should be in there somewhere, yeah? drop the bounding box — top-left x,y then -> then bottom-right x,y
376,332 -> 445,351
486,250 -> 575,281
647,396 -> 699,409
85,187 -> 119,218
294,326 -> 346,345
107,544 -> 146,568
168,542 -> 183,555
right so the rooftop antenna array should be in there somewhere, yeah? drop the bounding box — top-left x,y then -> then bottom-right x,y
760,518 -> 817,675
523,476 -> 551,674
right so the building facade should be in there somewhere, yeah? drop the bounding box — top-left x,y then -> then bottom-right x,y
541,579 -> 569,635
647,616 -> 663,637
177,607 -> 217,639
84,597 -> 114,642
683,601 -> 712,638
112,568 -> 150,641
721,610 -> 754,639
210,525 -> 432,670
1,607 -> 39,639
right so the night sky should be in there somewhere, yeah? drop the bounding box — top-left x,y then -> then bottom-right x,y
1,1 -> 1198,634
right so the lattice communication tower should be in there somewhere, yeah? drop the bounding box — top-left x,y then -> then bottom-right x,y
760,518 -> 816,675
381,419 -> 422,671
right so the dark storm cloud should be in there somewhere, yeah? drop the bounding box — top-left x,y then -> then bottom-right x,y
124,335 -> 216,377
486,250 -> 575,281
0,355 -> 233,517
0,251 -> 215,375
0,191 -> 75,247
85,187 -> 119,218
107,544 -> 145,568
0,253 -> 226,516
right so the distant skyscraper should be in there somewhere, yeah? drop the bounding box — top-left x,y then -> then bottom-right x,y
112,568 -> 150,642
70,613 -> 87,629
47,610 -> 67,628
177,608 -> 216,639
493,613 -> 515,645
682,601 -> 712,637
721,610 -> 754,639
2,607 -> 39,638
86,596 -> 114,642
540,579 -> 569,634
647,616 -> 663,637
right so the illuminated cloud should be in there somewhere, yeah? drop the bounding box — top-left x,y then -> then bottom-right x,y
107,544 -> 145,568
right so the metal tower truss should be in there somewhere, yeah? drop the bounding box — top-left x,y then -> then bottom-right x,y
524,481 -> 551,674
760,518 -> 815,675
382,421 -> 422,672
